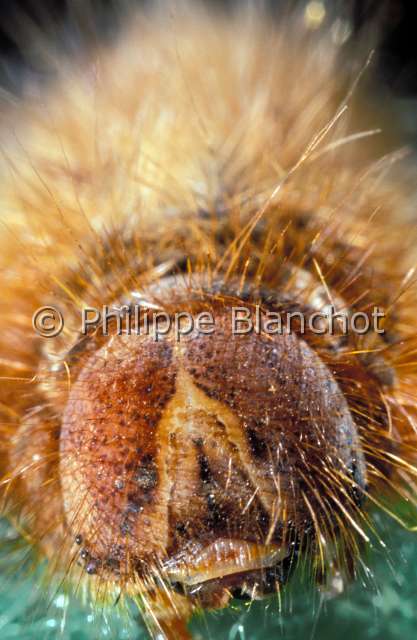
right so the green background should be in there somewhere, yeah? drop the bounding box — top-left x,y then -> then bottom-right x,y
1,512 -> 416,640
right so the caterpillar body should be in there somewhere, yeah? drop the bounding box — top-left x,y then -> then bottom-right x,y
1,2 -> 417,639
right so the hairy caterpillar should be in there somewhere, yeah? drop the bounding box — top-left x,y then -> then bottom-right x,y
1,2 -> 417,639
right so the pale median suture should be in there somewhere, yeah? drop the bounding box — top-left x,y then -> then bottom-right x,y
1,2 -> 417,640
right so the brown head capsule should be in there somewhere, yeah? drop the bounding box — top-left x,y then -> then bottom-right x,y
59,288 -> 366,610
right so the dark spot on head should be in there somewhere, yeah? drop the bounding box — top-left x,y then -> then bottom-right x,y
246,427 -> 268,459
135,460 -> 158,491
197,450 -> 212,485
175,522 -> 187,535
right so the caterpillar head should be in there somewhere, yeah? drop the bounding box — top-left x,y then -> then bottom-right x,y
20,272 -> 376,608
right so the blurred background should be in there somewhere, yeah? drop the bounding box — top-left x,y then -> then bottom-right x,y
0,1 -> 417,639
0,0 -> 416,88
1,0 -> 416,143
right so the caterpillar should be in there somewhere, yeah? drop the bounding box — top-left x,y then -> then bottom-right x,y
1,2 -> 417,639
